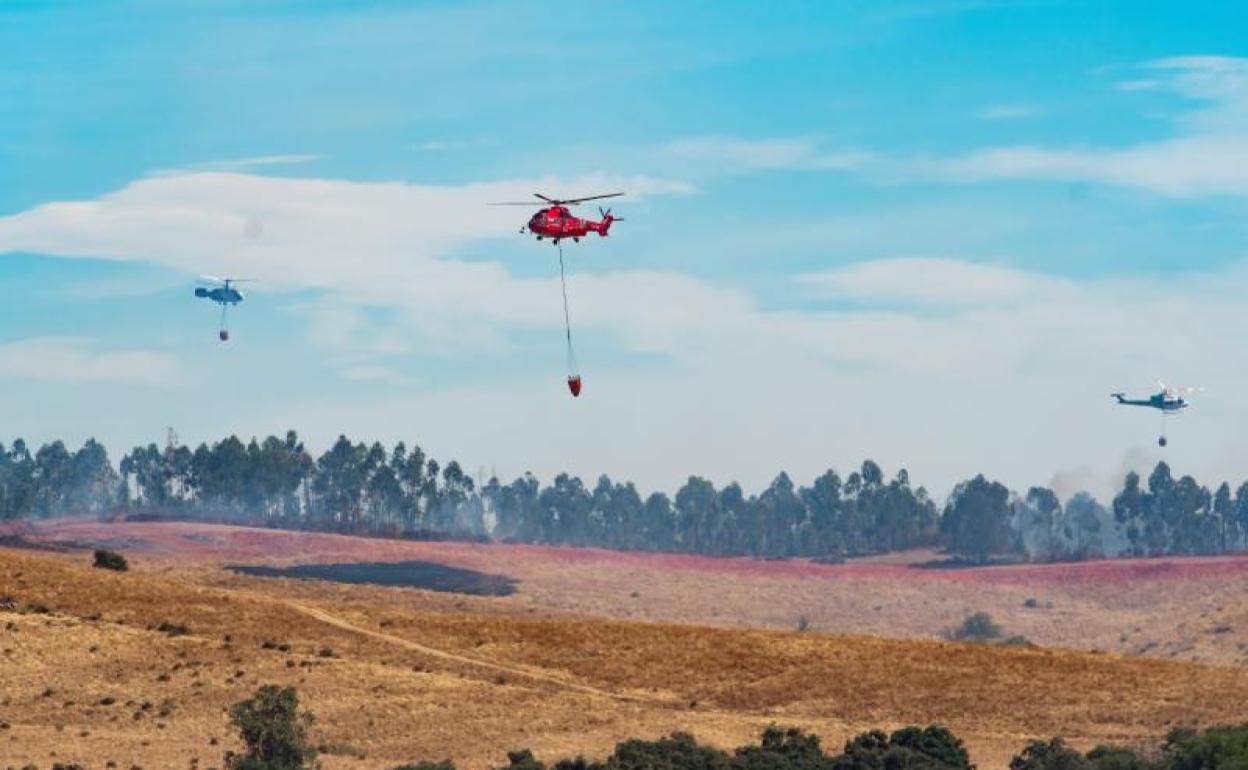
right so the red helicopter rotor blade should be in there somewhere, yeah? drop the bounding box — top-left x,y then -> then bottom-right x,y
559,192 -> 624,206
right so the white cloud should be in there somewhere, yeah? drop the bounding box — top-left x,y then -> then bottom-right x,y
929,135 -> 1248,197
799,257 -> 1063,306
0,338 -> 181,386
1115,79 -> 1158,92
6,170 -> 1248,497
929,56 -> 1248,197
0,170 -> 1238,392
216,252 -> 1248,497
208,154 -> 324,169
153,154 -> 324,176
0,171 -> 692,276
0,170 -> 699,366
662,57 -> 1248,199
795,257 -> 1248,389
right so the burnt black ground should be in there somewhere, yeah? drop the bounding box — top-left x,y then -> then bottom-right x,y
228,559 -> 519,596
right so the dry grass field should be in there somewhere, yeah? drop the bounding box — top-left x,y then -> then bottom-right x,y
4,520 -> 1248,769
12,518 -> 1248,664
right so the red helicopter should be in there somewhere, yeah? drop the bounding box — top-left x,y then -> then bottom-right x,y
491,192 -> 626,399
492,192 -> 624,244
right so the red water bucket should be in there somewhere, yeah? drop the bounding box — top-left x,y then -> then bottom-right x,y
567,375 -> 582,397
219,329 -> 230,342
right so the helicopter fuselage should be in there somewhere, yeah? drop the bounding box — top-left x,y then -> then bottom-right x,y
527,206 -> 614,241
195,287 -> 244,305
1112,392 -> 1188,411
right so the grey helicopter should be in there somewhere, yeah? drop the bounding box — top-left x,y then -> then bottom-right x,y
194,276 -> 251,341
1111,381 -> 1201,447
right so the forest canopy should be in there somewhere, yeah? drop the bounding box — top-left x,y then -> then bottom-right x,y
1,432 -> 1243,563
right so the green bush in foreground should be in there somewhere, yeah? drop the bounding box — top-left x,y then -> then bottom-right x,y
1011,738 -> 1091,770
1161,725 -> 1248,770
478,724 -> 969,770
832,726 -> 972,770
226,685 -> 318,770
1007,725 -> 1248,770
1084,746 -> 1151,770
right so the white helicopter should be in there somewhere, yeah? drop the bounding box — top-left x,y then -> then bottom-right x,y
1111,381 -> 1203,447
194,276 -> 252,342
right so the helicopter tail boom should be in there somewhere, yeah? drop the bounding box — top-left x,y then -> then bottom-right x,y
590,206 -> 622,236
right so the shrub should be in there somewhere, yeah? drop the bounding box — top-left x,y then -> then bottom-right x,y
156,622 -> 190,637
495,749 -> 547,770
402,726 -> 980,770
736,726 -> 826,770
1160,724 -> 1248,770
605,732 -> 733,770
225,685 -> 318,770
947,612 -> 1003,642
1023,597 -> 1040,609
1010,738 -> 1092,770
1085,746 -> 1151,770
833,726 -> 972,770
93,549 -> 129,572
797,616 -> 810,633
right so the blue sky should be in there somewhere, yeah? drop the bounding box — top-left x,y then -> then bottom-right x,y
2,0 -> 1247,499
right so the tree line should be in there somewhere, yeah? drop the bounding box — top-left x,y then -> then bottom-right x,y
229,683 -> 1248,770
2,431 -> 1247,563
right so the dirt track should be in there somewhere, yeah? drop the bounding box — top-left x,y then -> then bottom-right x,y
287,601 -> 666,706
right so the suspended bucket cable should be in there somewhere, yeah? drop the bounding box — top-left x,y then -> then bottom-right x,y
558,243 -> 581,397
219,303 -> 230,342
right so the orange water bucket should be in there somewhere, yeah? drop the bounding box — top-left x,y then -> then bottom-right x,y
567,375 -> 582,397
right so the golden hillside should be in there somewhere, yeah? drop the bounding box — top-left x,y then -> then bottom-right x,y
4,539 -> 1248,770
